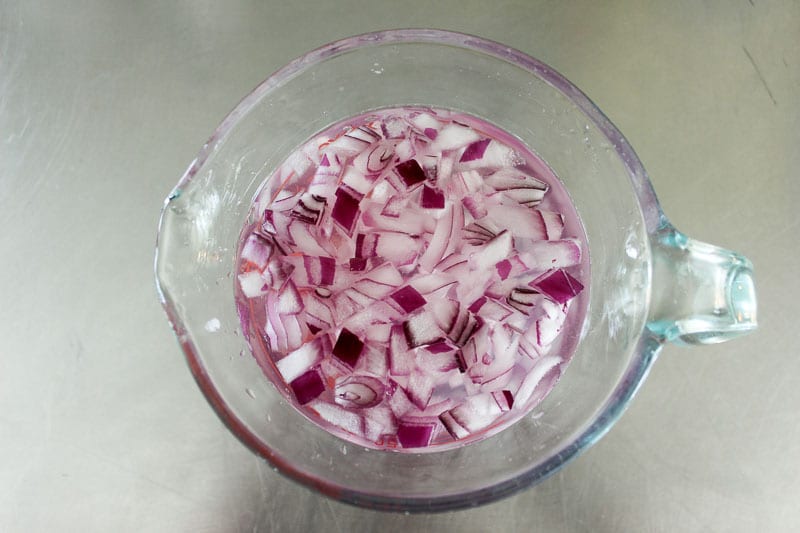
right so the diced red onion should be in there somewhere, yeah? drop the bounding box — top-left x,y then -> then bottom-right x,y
355,141 -> 396,174
520,239 -> 582,269
334,375 -> 385,409
507,287 -> 545,315
514,356 -> 563,407
469,230 -> 513,271
277,337 -> 325,382
341,166 -> 378,197
380,195 -> 404,218
491,390 -> 514,411
446,393 -> 502,432
332,328 -> 365,368
276,279 -> 303,315
396,419 -> 436,448
310,400 -> 365,434
457,140 -> 520,170
459,138 -> 491,162
529,269 -> 584,304
439,411 -> 469,439
394,158 -> 427,187
485,204 -> 562,240
388,382 -> 415,416
432,123 -> 481,152
410,112 -> 442,133
403,311 -> 444,348
389,325 -> 415,376
238,271 -> 268,299
375,232 -> 420,266
356,344 -> 389,376
331,187 -> 361,233
237,107 -> 586,449
462,196 -> 488,220
290,368 -> 326,405
404,371 -> 436,410
389,285 -> 428,314
349,257 -> 367,271
425,340 -> 455,354
535,299 -> 568,347
240,234 -> 272,269
418,204 -> 457,272
421,185 -> 445,209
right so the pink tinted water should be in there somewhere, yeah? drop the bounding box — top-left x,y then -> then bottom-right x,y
234,107 -> 589,451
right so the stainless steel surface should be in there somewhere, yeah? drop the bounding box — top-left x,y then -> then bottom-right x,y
1,1 -> 796,531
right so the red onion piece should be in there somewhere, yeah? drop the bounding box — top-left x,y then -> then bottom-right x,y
381,117 -> 406,139
276,279 -> 303,315
290,368 -> 326,405
520,239 -> 582,269
469,230 -> 513,271
446,393 -> 502,432
428,298 -> 459,333
331,187 -> 361,233
311,401 -> 365,434
342,166 -> 378,197
418,204 -> 457,272
492,390 -> 514,411
332,328 -> 365,368
240,234 -> 273,269
396,420 -> 436,448
404,371 -> 436,410
439,411 -> 469,439
425,340 -> 455,354
459,138 -> 491,162
334,375 -> 385,409
421,185 -> 445,209
375,232 -> 420,266
389,325 -> 414,376
409,112 -> 442,133
457,140 -> 520,170
394,159 -> 427,187
403,312 -> 444,348
514,356 -> 563,407
484,204 -> 560,240
363,405 -> 398,441
389,285 -> 428,314
507,288 -> 545,315
238,271 -> 268,299
357,344 -> 389,376
432,123 -> 480,151
530,269 -> 584,304
277,337 -> 325,382
380,195 -> 404,218
349,257 -> 367,271
356,141 -> 396,174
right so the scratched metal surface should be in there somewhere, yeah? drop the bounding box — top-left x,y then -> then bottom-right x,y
1,1 -> 797,531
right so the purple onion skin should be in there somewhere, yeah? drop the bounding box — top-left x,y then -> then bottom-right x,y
332,328 -> 365,368
290,369 -> 326,405
390,286 -> 427,313
459,138 -> 491,162
395,159 -> 427,187
396,421 -> 435,448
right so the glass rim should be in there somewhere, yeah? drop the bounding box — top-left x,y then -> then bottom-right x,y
155,28 -> 665,512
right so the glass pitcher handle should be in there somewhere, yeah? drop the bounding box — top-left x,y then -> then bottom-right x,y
647,225 -> 757,345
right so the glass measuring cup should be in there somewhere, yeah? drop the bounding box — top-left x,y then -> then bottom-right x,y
155,29 -> 757,512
